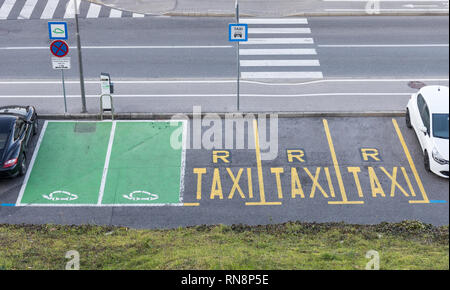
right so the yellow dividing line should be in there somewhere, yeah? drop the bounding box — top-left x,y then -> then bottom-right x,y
183,203 -> 200,206
323,119 -> 364,205
392,119 -> 429,204
246,119 -> 282,206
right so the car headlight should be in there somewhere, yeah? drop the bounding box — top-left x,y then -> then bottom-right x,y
432,148 -> 448,165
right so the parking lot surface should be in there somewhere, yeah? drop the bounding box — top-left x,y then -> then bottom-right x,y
0,116 -> 448,228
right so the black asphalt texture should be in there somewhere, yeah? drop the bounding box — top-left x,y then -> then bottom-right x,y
0,116 -> 448,229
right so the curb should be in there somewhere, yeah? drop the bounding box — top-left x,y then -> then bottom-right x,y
39,111 -> 405,120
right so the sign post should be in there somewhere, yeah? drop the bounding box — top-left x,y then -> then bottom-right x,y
229,0 -> 248,111
50,40 -> 71,113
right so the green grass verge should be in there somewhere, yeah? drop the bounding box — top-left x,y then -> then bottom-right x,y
0,221 -> 448,270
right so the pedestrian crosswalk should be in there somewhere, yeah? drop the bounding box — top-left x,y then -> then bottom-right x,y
0,0 -> 146,20
239,18 -> 323,80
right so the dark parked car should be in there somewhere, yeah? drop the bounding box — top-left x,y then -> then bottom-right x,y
0,106 -> 38,178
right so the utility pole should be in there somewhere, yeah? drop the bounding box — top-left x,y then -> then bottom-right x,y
236,0 -> 240,111
74,0 -> 87,113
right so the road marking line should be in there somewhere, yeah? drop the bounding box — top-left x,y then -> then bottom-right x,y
241,72 -> 323,79
183,203 -> 200,206
248,28 -> 311,34
240,18 -> 308,24
41,0 -> 60,19
64,0 -> 81,18
392,119 -> 430,204
246,119 -> 282,206
323,119 -> 364,205
97,121 -> 116,205
319,44 -> 449,48
132,13 -> 145,17
243,38 -> 314,45
19,0 -> 38,19
178,120 -> 188,203
240,48 -> 317,55
240,60 -> 320,67
0,0 -> 15,19
109,9 -> 122,18
0,45 -> 233,50
86,2 -> 102,18
16,121 -> 49,206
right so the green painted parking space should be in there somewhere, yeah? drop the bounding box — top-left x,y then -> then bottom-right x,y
101,122 -> 185,205
17,121 -> 186,206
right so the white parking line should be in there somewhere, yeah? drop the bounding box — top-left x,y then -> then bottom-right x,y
97,121 -> 116,205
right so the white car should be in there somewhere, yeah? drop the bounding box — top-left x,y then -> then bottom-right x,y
406,85 -> 449,178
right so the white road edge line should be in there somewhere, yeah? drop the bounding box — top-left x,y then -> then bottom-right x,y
16,120 -> 49,206
97,121 -> 116,205
0,78 -> 448,85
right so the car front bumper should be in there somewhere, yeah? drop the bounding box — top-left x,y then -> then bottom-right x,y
430,158 -> 449,179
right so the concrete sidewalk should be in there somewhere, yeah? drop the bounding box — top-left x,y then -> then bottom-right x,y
90,0 -> 449,16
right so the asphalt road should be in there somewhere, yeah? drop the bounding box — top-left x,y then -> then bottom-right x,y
0,116 -> 448,228
0,15 -> 448,113
0,16 -> 448,79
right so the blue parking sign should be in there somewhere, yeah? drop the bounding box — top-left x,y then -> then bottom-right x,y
229,24 -> 248,42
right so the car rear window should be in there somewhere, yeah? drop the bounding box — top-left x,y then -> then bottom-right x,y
0,121 -> 12,150
432,114 -> 449,139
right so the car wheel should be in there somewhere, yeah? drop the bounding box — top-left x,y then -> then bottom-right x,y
424,151 -> 431,172
19,155 -> 27,176
406,109 -> 412,129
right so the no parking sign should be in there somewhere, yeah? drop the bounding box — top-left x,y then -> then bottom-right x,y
50,40 -> 69,58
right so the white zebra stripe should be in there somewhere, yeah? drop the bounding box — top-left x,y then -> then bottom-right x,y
18,0 -> 38,19
109,9 -> 122,18
41,0 -> 60,19
86,2 -> 101,18
0,0 -> 16,20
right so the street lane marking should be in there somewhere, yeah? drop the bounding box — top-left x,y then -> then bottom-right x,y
1,78 -> 447,85
240,60 -> 320,67
248,28 -> 311,34
240,48 -> 317,55
86,2 -> 102,18
0,0 -> 16,20
19,0 -> 38,19
41,0 -> 59,19
241,72 -> 323,79
97,121 -> 117,205
323,119 -> 364,205
0,45 -> 233,50
109,9 -> 122,18
392,119 -> 430,204
246,119 -> 281,206
64,0 -> 81,19
243,38 -> 314,45
132,13 -> 145,17
319,44 -> 449,48
240,18 -> 308,24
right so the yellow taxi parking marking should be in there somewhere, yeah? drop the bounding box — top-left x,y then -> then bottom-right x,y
188,119 -> 436,206
392,119 -> 429,204
323,119 -> 364,205
361,148 -> 382,162
245,119 -> 282,206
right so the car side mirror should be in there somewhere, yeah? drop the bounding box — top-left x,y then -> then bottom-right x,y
419,126 -> 428,135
